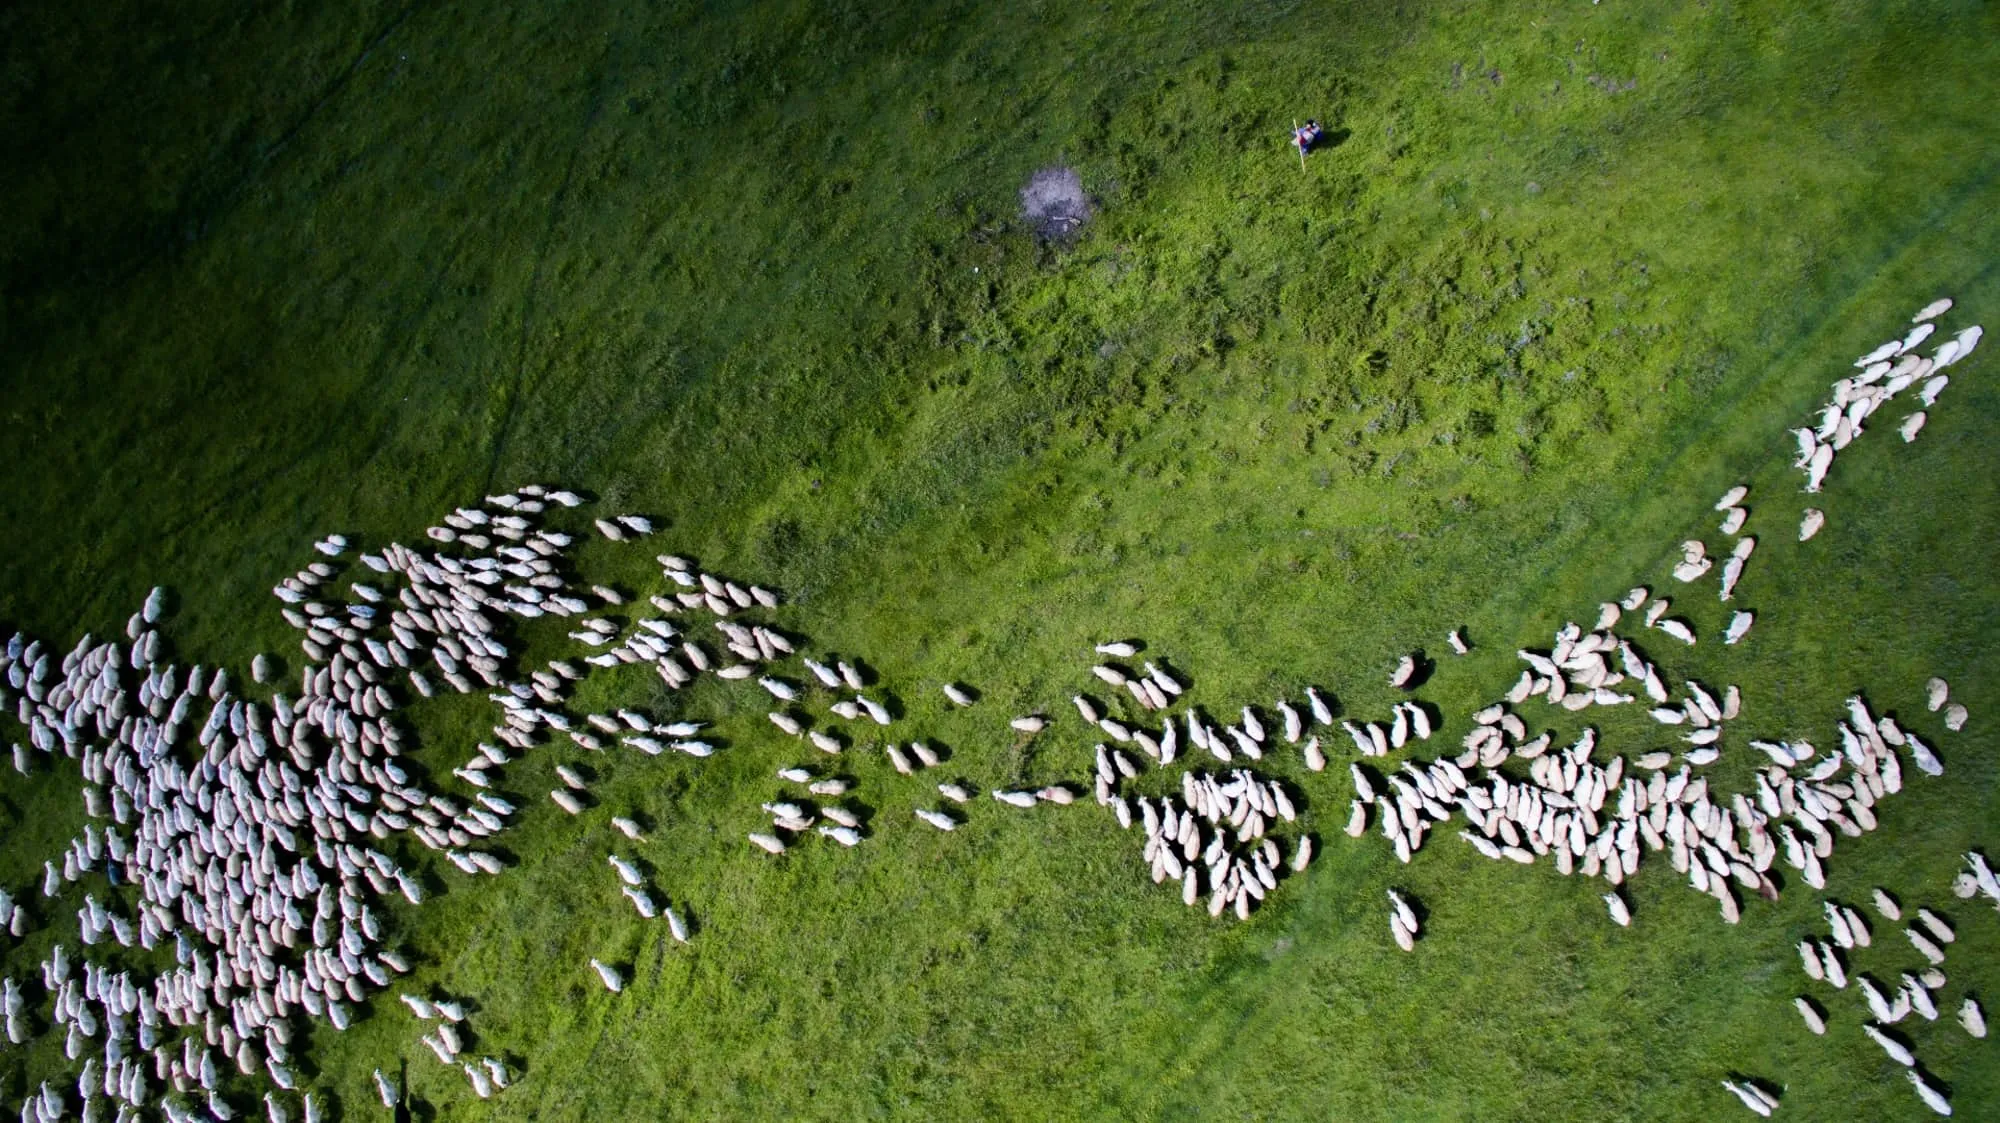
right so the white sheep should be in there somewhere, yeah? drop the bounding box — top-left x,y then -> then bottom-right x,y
1389,655 -> 1415,688
1907,1069 -> 1952,1116
589,959 -> 624,993
914,809 -> 957,831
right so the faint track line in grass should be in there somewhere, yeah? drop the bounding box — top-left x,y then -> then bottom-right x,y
481,35 -> 623,495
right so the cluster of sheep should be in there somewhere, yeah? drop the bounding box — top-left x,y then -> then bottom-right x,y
0,479 -> 857,1118
1781,868 -> 1983,1119
0,288 -> 1987,1120
396,992 -> 510,1099
1116,765 -> 1310,920
1791,299 -> 1980,498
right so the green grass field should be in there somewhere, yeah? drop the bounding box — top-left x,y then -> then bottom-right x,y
3,0 -> 1999,1117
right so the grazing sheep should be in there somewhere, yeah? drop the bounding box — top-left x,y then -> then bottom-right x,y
1873,889 -> 1901,920
1926,677 -> 1950,711
1603,892 -> 1631,927
1794,997 -> 1826,1035
1901,411 -> 1927,441
1799,508 -> 1825,541
1907,1069 -> 1953,1116
1961,997 -> 1986,1039
1944,703 -> 1967,731
747,833 -> 787,855
1719,1081 -> 1775,1117
818,825 -> 862,847
1447,629 -> 1469,655
666,907 -> 690,943
551,790 -> 585,815
914,809 -> 957,831
1389,656 -> 1416,688
1010,715 -> 1046,734
1655,619 -> 1696,645
937,783 -> 971,803
1914,297 -> 1953,322
1905,733 -> 1945,777
1388,889 -> 1419,937
1307,687 -> 1335,725
1723,612 -> 1754,646
1291,837 -> 1314,872
1907,925 -> 1947,965
1095,641 -> 1139,658
374,1069 -> 400,1107
942,683 -> 975,707
1389,912 -> 1415,952
992,790 -> 1037,809
1915,908 -> 1955,944
612,817 -> 645,841
589,959 -> 624,993
1863,1022 -> 1915,1066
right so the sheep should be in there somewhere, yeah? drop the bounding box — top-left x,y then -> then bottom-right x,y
1961,997 -> 1986,1038
665,907 -> 690,944
914,809 -> 957,831
1602,892 -> 1631,927
1794,997 -> 1826,1035
1723,613 -> 1754,646
1301,737 -> 1326,772
818,825 -> 861,847
1914,297 -> 1954,322
1798,508 -> 1825,541
1860,977 -> 1895,1022
1145,662 -> 1184,696
373,1069 -> 400,1107
1306,687 -> 1335,725
1719,1080 -> 1774,1117
550,790 -> 585,815
1862,1022 -> 1915,1066
1905,733 -> 1944,777
937,783 -> 971,803
1290,837 -> 1313,872
747,833 -> 787,855
1904,976 -> 1939,1022
589,959 -> 624,993
1873,888 -> 1901,920
1095,641 -> 1139,658
1906,926 -> 1947,965
992,790 -> 1037,809
942,683 -> 975,707
1388,911 -> 1415,952
1655,619 -> 1696,645
1899,408 -> 1928,442
809,731 -> 843,754
1925,677 -> 1950,711
1009,715 -> 1046,734
1278,702 -> 1303,744
1915,908 -> 1955,944
1907,1069 -> 1953,1116
608,855 -> 642,886
1389,656 -> 1415,688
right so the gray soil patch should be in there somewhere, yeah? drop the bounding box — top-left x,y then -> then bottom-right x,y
1020,165 -> 1094,243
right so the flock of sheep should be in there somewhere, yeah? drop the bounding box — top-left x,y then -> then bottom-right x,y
0,297 -> 1985,1119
